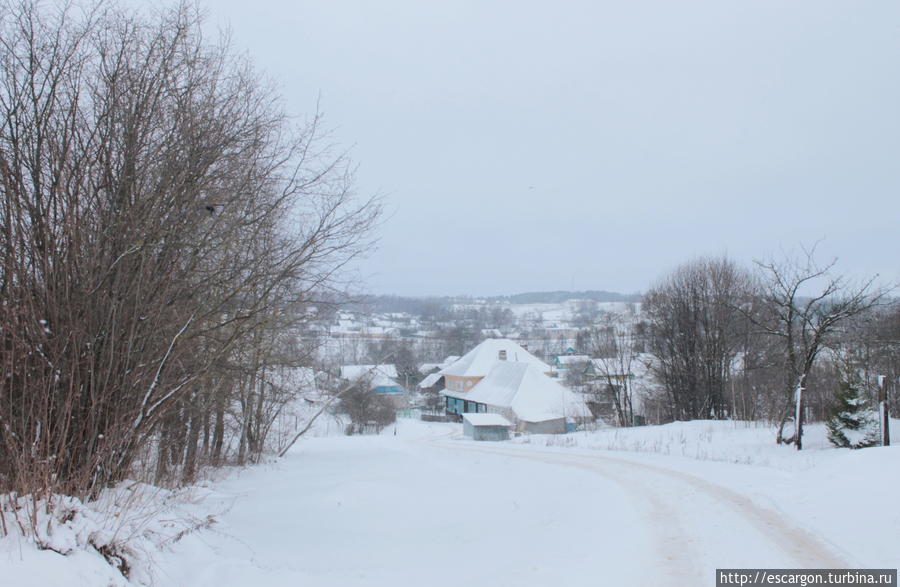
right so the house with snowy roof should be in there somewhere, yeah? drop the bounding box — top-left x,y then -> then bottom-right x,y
418,355 -> 460,376
418,371 -> 444,391
338,364 -> 409,412
417,355 -> 460,394
580,357 -> 652,424
439,339 -> 589,434
554,354 -> 591,371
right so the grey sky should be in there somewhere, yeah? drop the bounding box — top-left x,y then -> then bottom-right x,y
202,0 -> 899,296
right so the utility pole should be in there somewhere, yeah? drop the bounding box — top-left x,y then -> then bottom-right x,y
878,375 -> 891,447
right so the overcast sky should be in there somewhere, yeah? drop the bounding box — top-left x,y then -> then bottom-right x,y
200,0 -> 899,297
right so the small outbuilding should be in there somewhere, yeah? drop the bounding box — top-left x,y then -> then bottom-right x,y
462,413 -> 512,441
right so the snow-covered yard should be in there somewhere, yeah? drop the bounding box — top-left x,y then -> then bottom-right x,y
3,419 -> 898,586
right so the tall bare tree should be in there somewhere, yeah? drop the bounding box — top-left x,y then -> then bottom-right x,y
753,246 -> 886,450
643,256 -> 755,421
582,323 -> 638,427
0,0 -> 380,498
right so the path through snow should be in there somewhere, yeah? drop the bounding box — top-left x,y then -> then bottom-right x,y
433,440 -> 853,585
154,422 -> 880,587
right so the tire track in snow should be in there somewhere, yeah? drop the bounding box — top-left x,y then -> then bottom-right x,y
430,441 -> 703,586
432,441 -> 851,573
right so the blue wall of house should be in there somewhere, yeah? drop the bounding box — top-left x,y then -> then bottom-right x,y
373,384 -> 404,394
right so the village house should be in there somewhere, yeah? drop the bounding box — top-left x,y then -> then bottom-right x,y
439,339 -> 589,434
580,358 -> 651,425
339,364 -> 409,411
554,354 -> 592,371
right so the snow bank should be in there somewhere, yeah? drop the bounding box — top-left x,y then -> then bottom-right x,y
1,482 -> 218,586
515,419 -> 900,470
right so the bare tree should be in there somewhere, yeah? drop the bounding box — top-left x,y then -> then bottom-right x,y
582,324 -> 638,427
753,245 -> 887,450
336,378 -> 396,435
643,256 -> 755,421
0,0 -> 380,500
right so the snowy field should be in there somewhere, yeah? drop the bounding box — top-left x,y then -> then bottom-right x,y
500,300 -> 639,325
3,419 -> 898,586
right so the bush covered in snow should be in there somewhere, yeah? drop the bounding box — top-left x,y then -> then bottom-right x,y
1,482 -> 216,585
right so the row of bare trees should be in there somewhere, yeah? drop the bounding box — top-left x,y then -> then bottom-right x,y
0,1 -> 379,499
639,250 -> 893,449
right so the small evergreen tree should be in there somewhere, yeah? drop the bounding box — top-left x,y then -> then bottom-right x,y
826,371 -> 879,449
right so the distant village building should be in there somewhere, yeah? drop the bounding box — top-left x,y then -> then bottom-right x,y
339,364 -> 409,411
418,355 -> 460,376
418,371 -> 444,391
439,339 -> 589,434
554,354 -> 591,371
580,357 -> 651,425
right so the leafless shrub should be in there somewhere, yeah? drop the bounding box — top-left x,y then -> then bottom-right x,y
0,0 -> 380,505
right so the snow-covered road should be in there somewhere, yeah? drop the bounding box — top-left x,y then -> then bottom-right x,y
432,441 -> 851,583
156,422 -> 886,587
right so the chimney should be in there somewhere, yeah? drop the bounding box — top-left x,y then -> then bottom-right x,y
498,350 -> 507,361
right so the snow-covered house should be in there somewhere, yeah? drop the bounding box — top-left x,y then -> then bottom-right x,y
582,359 -> 632,385
418,371 -> 444,391
580,357 -> 653,424
339,364 -> 408,409
418,355 -> 460,376
340,363 -> 397,382
440,339 -> 589,433
417,355 -> 460,394
554,354 -> 591,371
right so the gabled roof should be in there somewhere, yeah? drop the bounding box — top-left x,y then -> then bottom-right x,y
440,339 -> 551,378
585,358 -> 636,378
556,355 -> 591,365
418,355 -> 460,375
444,362 -> 588,423
340,364 -> 402,389
340,364 -> 399,380
418,372 -> 443,389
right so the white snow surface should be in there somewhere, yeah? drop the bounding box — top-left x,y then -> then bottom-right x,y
556,354 -> 591,365
440,338 -> 551,378
417,371 -> 442,389
418,355 -> 460,375
462,412 -> 512,427
1,482 -> 219,586
339,364 -> 399,381
4,419 -> 899,586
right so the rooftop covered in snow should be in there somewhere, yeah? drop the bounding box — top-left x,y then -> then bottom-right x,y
339,364 -> 399,381
462,413 -> 512,427
444,362 -> 588,423
440,339 -> 551,378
